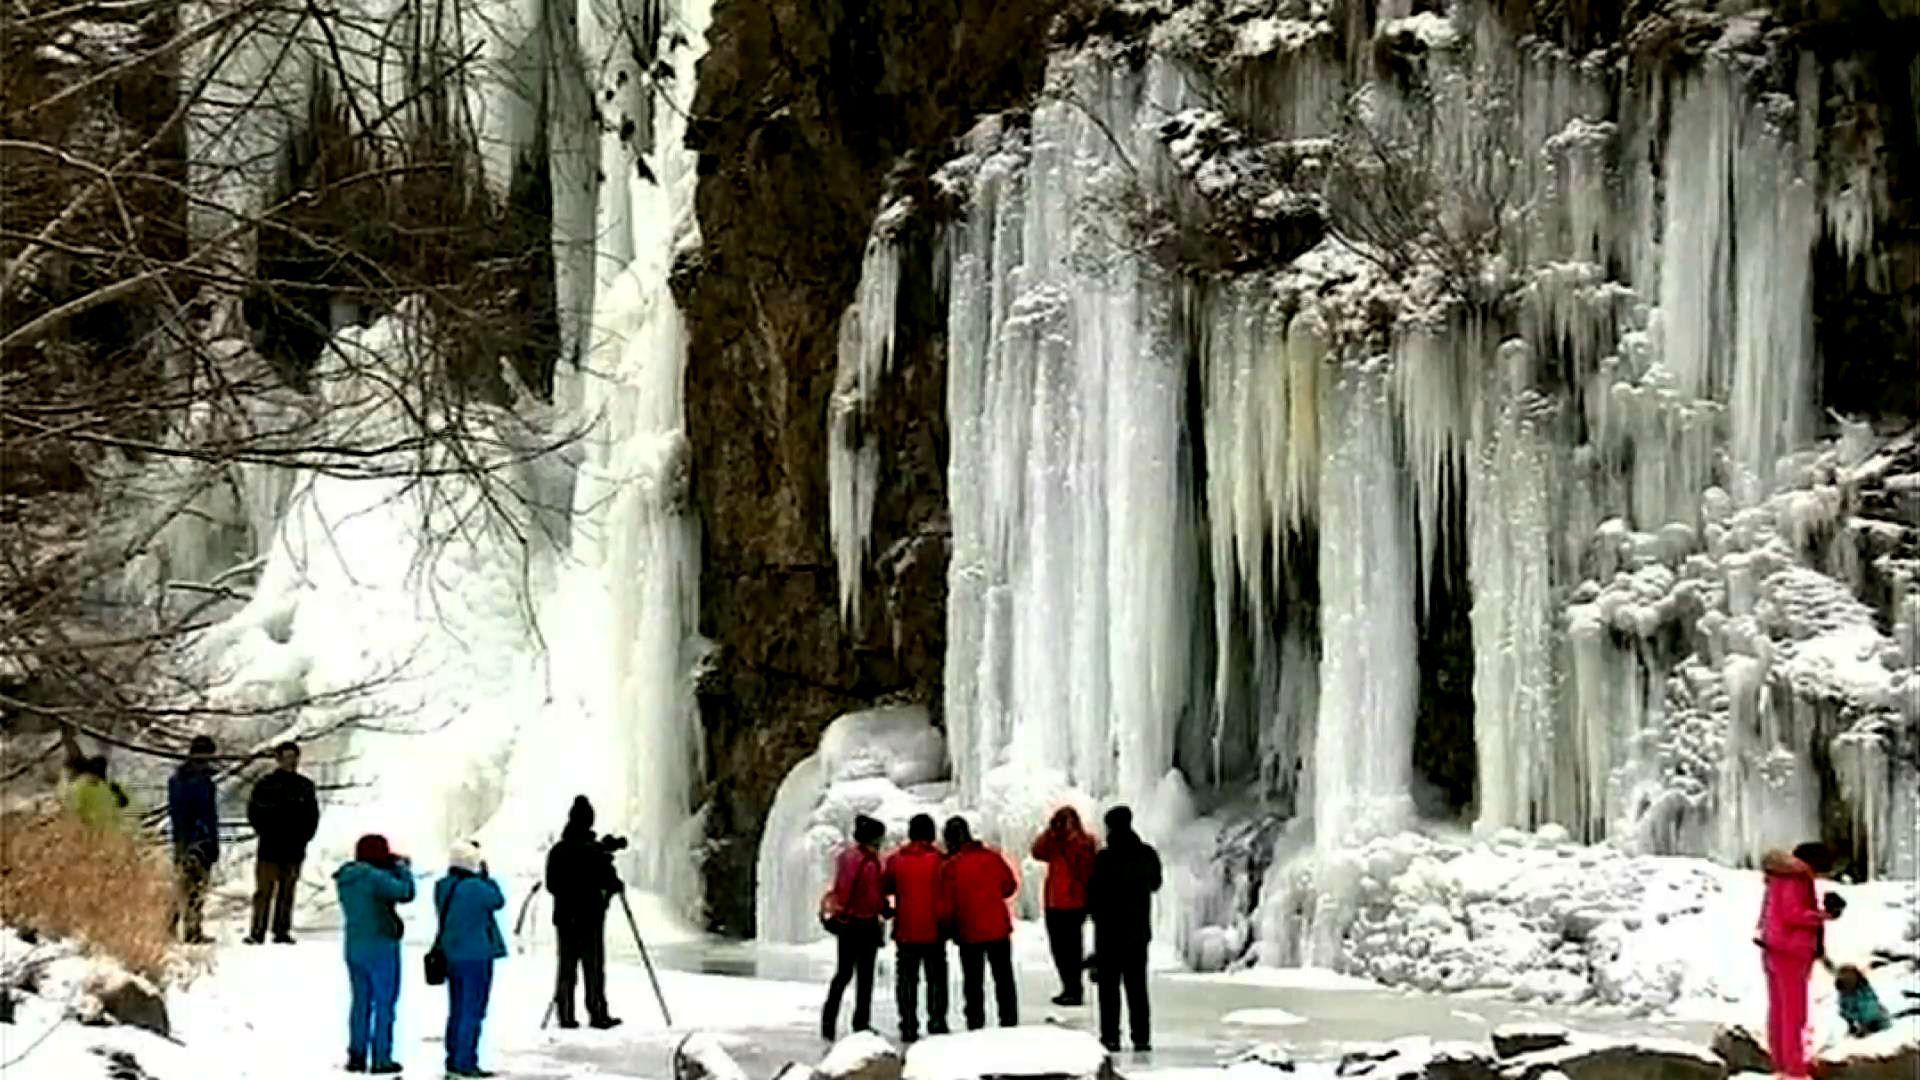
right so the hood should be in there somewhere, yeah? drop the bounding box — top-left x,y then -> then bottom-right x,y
1762,849 -> 1810,877
335,860 -> 378,884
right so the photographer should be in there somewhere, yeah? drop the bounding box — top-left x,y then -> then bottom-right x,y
544,795 -> 624,1030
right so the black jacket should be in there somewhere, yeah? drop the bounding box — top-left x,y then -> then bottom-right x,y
167,761 -> 220,865
545,825 -> 621,928
247,769 -> 320,862
1087,828 -> 1162,952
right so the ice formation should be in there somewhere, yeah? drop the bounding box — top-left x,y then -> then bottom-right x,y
164,0 -> 716,912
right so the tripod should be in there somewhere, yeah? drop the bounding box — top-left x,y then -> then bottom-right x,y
535,887 -> 673,1029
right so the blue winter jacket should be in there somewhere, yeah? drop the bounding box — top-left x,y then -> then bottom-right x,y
335,859 -> 416,954
167,761 -> 220,865
432,870 -> 508,964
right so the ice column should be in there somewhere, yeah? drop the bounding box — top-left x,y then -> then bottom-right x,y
1313,361 -> 1418,852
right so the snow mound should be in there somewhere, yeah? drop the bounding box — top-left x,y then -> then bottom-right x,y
902,1027 -> 1112,1080
819,1032 -> 904,1080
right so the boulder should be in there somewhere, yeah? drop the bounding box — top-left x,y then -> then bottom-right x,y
1497,1035 -> 1726,1080
820,1032 -> 904,1080
1708,1024 -> 1768,1074
673,1033 -> 750,1080
1493,1025 -> 1571,1059
901,1027 -> 1115,1080
1329,1040 -> 1494,1080
92,974 -> 168,1038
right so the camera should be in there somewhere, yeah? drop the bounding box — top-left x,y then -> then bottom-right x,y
599,835 -> 629,853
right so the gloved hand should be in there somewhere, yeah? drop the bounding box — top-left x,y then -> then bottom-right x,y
1824,892 -> 1848,918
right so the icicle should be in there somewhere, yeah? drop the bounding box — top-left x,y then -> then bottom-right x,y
829,225 -> 903,624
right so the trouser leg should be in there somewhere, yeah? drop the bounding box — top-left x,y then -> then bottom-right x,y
271,860 -> 301,938
368,946 -> 400,1066
346,957 -> 372,1062
958,943 -> 986,1031
823,929 -> 857,1039
583,915 -> 610,1021
987,938 -> 1018,1027
925,942 -> 950,1033
1122,949 -> 1150,1049
851,923 -> 878,1032
894,943 -> 921,1037
555,928 -> 581,1024
250,859 -> 274,941
1046,909 -> 1086,999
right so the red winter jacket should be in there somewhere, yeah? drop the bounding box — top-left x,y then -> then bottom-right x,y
939,842 -> 1017,945
1757,849 -> 1827,959
882,841 -> 944,944
1031,820 -> 1097,912
832,844 -> 885,922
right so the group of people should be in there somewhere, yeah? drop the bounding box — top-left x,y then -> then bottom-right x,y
820,804 -> 1162,1054
67,742 -> 629,1078
1755,841 -> 1912,1079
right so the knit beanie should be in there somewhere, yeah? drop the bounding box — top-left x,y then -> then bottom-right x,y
568,795 -> 595,830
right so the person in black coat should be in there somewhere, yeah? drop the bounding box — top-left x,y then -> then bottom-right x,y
1087,805 -> 1162,1053
245,742 -> 320,944
167,736 -> 221,944
544,795 -> 623,1030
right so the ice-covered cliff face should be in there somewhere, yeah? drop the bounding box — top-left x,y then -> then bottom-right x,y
172,0 -> 713,915
807,0 -> 1917,967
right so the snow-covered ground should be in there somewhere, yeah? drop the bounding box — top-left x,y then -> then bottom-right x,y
7,862 -> 1912,1080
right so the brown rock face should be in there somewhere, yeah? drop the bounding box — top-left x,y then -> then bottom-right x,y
679,0 -> 1066,935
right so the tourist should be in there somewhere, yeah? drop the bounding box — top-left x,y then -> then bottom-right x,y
66,755 -> 128,832
821,814 -> 887,1041
435,840 -> 507,1078
883,813 -> 950,1042
545,795 -> 623,1029
938,816 -> 1018,1030
167,736 -> 220,944
1755,842 -> 1838,1079
245,741 -> 319,944
1031,805 -> 1098,1006
1088,805 -> 1161,1054
335,833 -> 415,1074
1835,963 -> 1892,1038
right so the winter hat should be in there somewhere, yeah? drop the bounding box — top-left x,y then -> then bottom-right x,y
853,815 -> 885,846
355,834 -> 392,864
449,839 -> 483,873
568,795 -> 595,829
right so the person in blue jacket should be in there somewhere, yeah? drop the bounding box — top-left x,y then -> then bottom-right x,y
435,840 -> 507,1079
335,834 -> 415,1074
166,736 -> 221,944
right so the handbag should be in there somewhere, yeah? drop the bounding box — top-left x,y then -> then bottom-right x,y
425,877 -> 463,986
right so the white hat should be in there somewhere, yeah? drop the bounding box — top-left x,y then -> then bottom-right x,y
449,839 -> 483,873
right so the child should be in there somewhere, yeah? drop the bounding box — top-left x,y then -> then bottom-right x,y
1834,964 -> 1892,1038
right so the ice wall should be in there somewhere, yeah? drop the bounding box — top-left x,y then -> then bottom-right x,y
829,217 -> 905,624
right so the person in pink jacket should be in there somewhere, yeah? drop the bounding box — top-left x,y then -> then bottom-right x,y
1755,842 -> 1839,1078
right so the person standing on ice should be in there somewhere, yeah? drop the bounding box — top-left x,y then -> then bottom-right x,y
435,840 -> 507,1079
937,816 -> 1019,1030
1087,805 -> 1161,1054
544,795 -> 623,1029
335,833 -> 415,1074
1755,842 -> 1839,1079
883,813 -> 950,1042
167,736 -> 221,944
820,814 -> 887,1041
1032,806 -> 1098,1006
245,741 -> 319,944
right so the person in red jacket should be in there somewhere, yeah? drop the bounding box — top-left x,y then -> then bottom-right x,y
822,815 -> 887,1041
882,814 -> 949,1042
938,816 -> 1018,1030
1032,806 -> 1098,1006
1754,842 -> 1839,1079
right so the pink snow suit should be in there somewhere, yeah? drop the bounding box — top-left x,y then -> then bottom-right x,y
1757,850 -> 1827,1077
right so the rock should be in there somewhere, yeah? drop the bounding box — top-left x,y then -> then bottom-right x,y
1497,1034 -> 1726,1080
901,1027 -> 1115,1080
1493,1024 -> 1572,1059
0,989 -> 12,1024
774,1067 -> 822,1080
1708,1024 -> 1767,1074
1814,1038 -> 1920,1080
820,1032 -> 904,1080
1326,1040 -> 1495,1079
1337,1044 -> 1402,1076
93,974 -> 168,1038
1227,1043 -> 1296,1075
673,1033 -> 750,1080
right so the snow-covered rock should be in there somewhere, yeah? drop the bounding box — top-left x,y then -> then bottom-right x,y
1491,1024 -> 1570,1059
1498,1034 -> 1725,1080
673,1032 -> 750,1080
819,1032 -> 904,1080
901,1027 -> 1114,1080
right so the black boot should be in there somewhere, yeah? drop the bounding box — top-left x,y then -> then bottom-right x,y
588,1015 -> 621,1030
346,1056 -> 367,1073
